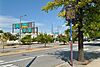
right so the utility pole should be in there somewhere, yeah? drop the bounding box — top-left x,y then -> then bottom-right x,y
12,24 -> 14,33
51,24 -> 53,34
19,15 -> 27,38
19,16 -> 22,38
36,27 -> 38,35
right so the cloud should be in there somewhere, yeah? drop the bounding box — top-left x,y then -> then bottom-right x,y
0,15 -> 20,32
0,15 -> 44,32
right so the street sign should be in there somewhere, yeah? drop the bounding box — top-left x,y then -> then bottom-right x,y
53,31 -> 59,35
28,28 -> 32,33
21,23 -> 28,28
15,24 -> 20,29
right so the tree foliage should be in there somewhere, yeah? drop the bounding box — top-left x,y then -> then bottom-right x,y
42,0 -> 100,61
42,0 -> 100,38
0,30 -> 3,33
58,34 -> 69,44
36,33 -> 54,47
0,33 -> 8,43
21,35 -> 32,45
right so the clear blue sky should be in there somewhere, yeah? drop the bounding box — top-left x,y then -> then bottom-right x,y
0,0 -> 66,34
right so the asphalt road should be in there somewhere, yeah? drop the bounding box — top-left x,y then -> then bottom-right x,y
0,45 -> 73,67
0,42 -> 100,67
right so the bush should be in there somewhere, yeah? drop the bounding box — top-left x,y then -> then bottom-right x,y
21,35 -> 32,45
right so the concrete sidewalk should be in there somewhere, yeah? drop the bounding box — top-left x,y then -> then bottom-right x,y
55,58 -> 100,67
85,58 -> 100,67
55,62 -> 71,67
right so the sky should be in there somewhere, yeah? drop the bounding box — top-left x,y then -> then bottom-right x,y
0,0 -> 67,34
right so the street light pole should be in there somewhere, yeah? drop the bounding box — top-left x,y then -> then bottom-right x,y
19,15 -> 27,38
20,16 -> 22,38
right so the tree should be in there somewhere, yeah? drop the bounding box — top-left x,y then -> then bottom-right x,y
21,35 -> 32,45
36,34 -> 44,44
0,30 -> 3,33
0,33 -> 9,52
36,33 -> 54,47
65,28 -> 78,43
32,37 -> 36,42
47,35 -> 54,43
4,32 -> 18,41
58,34 -> 69,45
42,0 -> 100,61
9,35 -> 17,41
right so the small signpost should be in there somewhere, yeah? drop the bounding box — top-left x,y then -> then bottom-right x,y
66,4 -> 75,66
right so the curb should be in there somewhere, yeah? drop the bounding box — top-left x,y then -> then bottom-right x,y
0,45 -> 20,49
55,62 -> 71,67
0,45 -> 66,57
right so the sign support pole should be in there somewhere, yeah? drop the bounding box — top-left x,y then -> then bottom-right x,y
69,19 -> 73,66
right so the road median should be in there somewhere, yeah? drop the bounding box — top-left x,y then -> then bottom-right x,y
0,45 -> 66,57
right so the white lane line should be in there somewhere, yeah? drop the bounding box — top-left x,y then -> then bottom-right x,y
37,54 -> 54,57
73,47 -> 78,50
0,64 -> 18,67
84,48 -> 89,51
97,49 -> 100,51
0,57 -> 34,65
57,47 -> 79,51
0,61 -> 4,63
0,54 -> 56,65
94,48 -> 100,52
0,64 -> 13,67
58,48 -> 70,51
38,55 -> 46,57
0,55 -> 51,65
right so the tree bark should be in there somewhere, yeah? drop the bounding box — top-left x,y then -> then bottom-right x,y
44,42 -> 46,47
78,8 -> 84,62
78,26 -> 84,61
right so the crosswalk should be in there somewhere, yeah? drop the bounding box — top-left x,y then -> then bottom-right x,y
0,60 -> 18,67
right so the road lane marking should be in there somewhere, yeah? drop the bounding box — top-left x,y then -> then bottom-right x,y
57,48 -> 70,51
0,64 -> 18,67
94,48 -> 100,52
84,48 -> 89,51
0,57 -> 34,65
0,61 -> 4,63
0,54 -> 52,65
37,54 -> 54,57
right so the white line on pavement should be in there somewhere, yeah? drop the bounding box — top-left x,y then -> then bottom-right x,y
0,64 -> 18,67
37,54 -> 56,58
0,61 -> 4,63
95,48 -> 100,52
0,54 -> 53,65
0,57 -> 34,65
84,48 -> 89,51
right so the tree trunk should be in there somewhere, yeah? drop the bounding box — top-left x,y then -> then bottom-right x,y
2,42 -> 5,53
44,42 -> 46,47
78,26 -> 84,61
78,8 -> 84,62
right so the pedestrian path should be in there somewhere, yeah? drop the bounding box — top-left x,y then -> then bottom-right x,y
0,60 -> 19,67
85,58 -> 100,67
